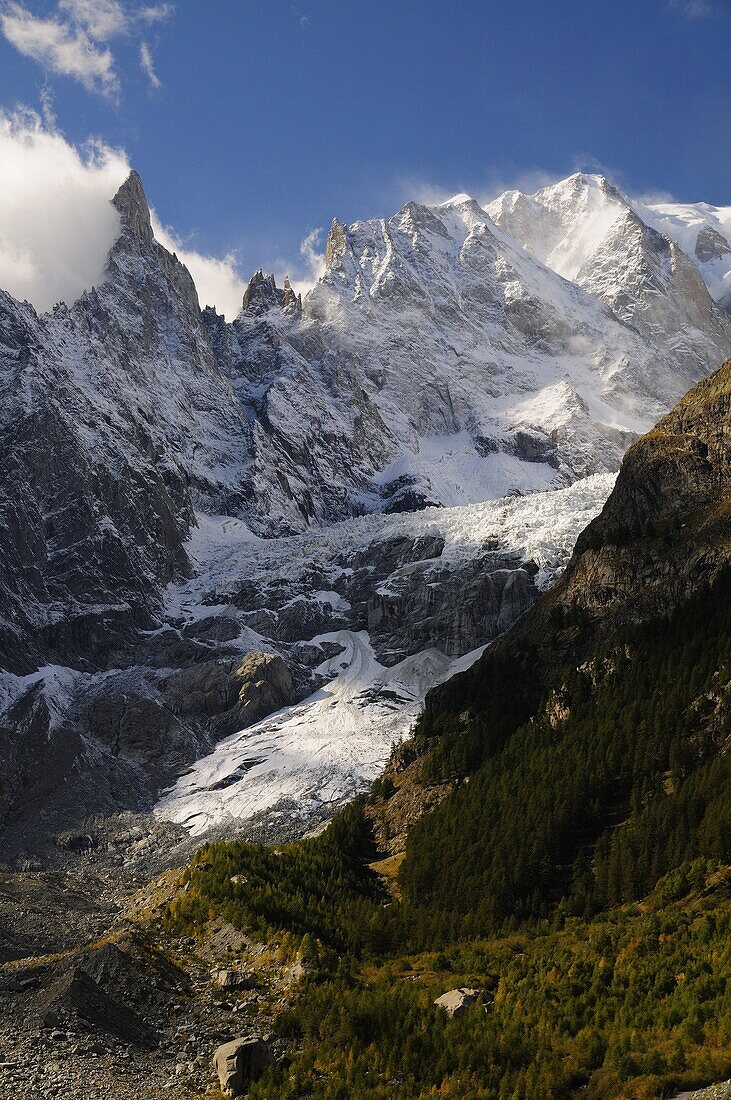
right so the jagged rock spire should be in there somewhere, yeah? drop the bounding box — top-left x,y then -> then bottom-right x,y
241,270 -> 302,317
282,275 -> 302,315
325,218 -> 348,268
112,170 -> 154,250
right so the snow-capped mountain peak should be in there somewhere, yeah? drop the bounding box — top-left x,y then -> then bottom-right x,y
637,197 -> 731,310
487,172 -> 731,378
439,192 -> 477,208
487,172 -> 630,281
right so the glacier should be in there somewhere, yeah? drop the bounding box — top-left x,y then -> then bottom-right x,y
154,474 -> 616,836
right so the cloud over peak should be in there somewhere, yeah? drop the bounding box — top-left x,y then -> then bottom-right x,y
0,108 -> 128,310
0,110 -> 248,319
0,109 -> 329,320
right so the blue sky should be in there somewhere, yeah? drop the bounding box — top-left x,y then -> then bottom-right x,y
0,0 -> 730,304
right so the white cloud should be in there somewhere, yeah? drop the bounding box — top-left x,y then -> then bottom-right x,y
0,109 -> 322,321
633,188 -> 678,206
0,108 -> 128,311
150,217 -> 247,320
0,2 -> 120,98
58,0 -> 127,40
291,227 -> 325,295
0,108 -> 246,318
59,0 -> 174,38
1,1 -> 174,97
138,3 -> 174,25
139,39 -> 160,87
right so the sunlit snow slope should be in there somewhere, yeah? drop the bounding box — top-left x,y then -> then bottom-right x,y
155,474 -> 614,835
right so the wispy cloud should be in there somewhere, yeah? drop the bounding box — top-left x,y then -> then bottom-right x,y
669,0 -> 714,18
0,0 -> 174,98
293,227 -> 325,293
59,0 -> 173,38
137,3 -> 174,26
139,39 -> 160,88
58,0 -> 128,40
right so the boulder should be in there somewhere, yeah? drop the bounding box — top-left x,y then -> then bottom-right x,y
212,1037 -> 272,1095
433,987 -> 481,1018
204,919 -> 249,956
212,969 -> 257,991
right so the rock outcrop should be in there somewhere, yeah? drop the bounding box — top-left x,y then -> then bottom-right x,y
554,357 -> 731,632
161,653 -> 296,739
241,270 -> 301,317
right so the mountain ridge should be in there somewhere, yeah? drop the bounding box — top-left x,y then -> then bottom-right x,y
0,168 -> 729,859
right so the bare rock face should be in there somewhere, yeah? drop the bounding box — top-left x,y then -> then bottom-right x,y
367,553 -> 538,661
695,224 -> 731,264
560,358 -> 731,629
0,172 -> 251,675
161,652 -> 296,739
81,695 -> 198,775
212,1037 -> 272,1096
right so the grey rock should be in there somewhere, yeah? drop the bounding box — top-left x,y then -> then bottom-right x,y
695,225 -> 731,264
212,1037 -> 272,1096
211,970 -> 257,991
433,987 -> 481,1018
162,652 -> 296,739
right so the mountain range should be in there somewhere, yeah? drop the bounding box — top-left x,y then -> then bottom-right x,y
0,165 -> 730,1100
0,169 -> 729,859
